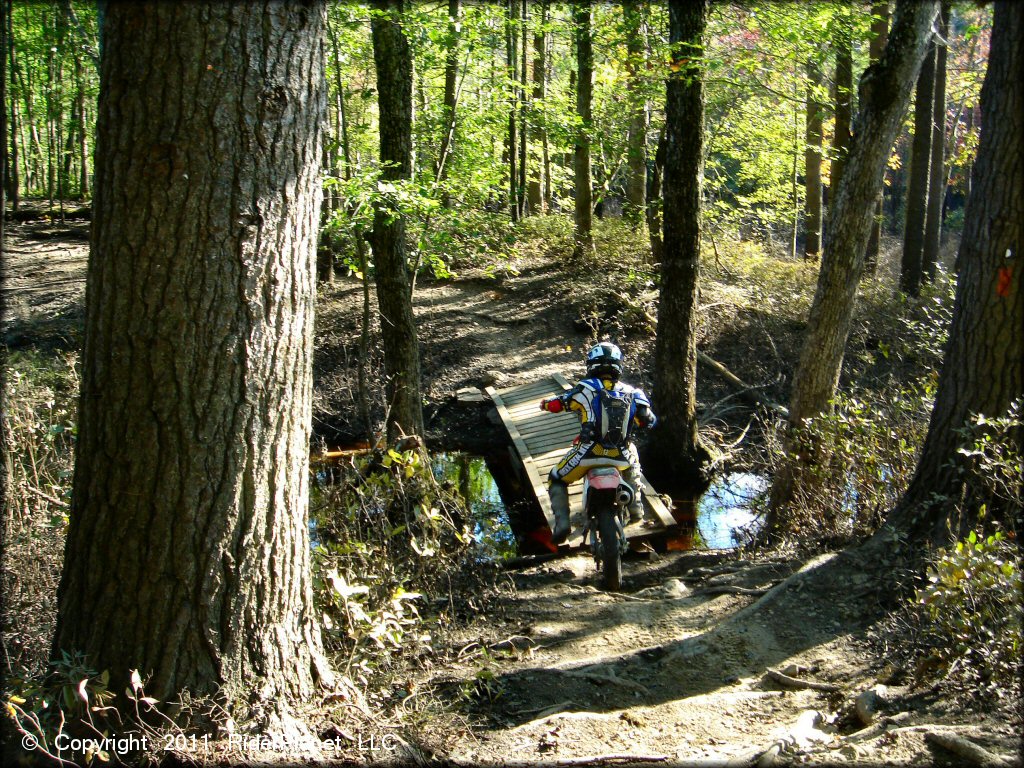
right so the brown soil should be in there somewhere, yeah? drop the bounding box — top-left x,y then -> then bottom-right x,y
3,216 -> 1019,767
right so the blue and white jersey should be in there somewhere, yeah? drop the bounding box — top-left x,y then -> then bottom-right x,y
562,378 -> 654,447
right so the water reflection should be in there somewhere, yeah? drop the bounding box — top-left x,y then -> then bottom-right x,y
431,452 -> 518,561
696,472 -> 767,549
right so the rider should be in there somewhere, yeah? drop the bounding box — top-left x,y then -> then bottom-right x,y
540,342 -> 657,545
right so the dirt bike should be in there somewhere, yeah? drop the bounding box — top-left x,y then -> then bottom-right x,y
580,466 -> 634,591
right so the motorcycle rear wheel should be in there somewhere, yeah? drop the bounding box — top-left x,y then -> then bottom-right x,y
597,506 -> 622,591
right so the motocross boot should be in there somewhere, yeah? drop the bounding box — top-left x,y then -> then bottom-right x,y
549,481 -> 571,544
622,466 -> 644,524
628,493 -> 644,525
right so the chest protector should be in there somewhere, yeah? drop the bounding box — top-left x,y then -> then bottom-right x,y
596,387 -> 633,447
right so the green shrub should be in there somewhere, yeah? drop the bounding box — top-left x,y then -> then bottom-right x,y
913,524 -> 1021,701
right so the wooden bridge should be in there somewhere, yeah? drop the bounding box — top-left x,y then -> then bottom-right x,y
486,373 -> 678,549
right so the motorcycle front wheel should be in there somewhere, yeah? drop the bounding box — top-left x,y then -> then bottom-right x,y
597,505 -> 622,592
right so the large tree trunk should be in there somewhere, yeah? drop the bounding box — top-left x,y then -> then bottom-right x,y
921,1 -> 949,282
804,60 -> 824,261
765,0 -> 940,532
371,0 -> 425,443
864,0 -> 890,274
572,0 -> 594,261
900,35 -> 936,296
622,0 -> 647,227
877,0 -> 1023,549
644,0 -> 711,491
52,1 -> 332,709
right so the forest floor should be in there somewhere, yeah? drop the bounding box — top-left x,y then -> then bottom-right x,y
3,210 -> 1020,767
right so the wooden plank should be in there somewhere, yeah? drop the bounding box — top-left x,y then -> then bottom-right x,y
486,385 -> 558,530
497,383 -> 558,405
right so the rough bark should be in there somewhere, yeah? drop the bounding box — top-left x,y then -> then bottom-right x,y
864,0 -> 890,274
572,1 -> 594,261
921,1 -> 949,282
371,0 -> 425,443
876,0 -> 1023,549
645,0 -> 711,491
804,60 -> 824,261
52,1 -> 332,708
901,35 -> 936,296
623,0 -> 647,227
766,0 -> 940,530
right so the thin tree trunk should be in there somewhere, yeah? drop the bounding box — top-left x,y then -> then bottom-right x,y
875,0 -> 1022,550
645,0 -> 712,490
864,0 -> 890,274
830,3 -> 854,200
572,0 -> 594,261
1,0 -> 7,243
371,0 -> 425,442
804,60 -> 824,261
900,35 -> 936,296
506,0 -> 518,223
790,79 -> 799,260
623,0 -> 648,227
73,48 -> 88,198
765,0 -> 941,534
437,0 -> 460,203
921,1 -> 949,282
6,0 -> 20,210
517,0 -> 527,218
527,0 -> 547,213
53,1 -> 332,709
646,125 -> 665,264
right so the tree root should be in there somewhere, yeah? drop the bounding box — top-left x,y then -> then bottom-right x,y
761,668 -> 840,693
692,585 -> 770,597
508,709 -> 621,733
922,729 -> 1014,766
553,668 -> 651,695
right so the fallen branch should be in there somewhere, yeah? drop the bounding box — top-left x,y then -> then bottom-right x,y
762,668 -> 840,693
26,486 -> 70,508
634,315 -> 786,417
697,351 -> 789,419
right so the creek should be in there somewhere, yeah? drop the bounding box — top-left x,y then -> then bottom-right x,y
431,452 -> 767,559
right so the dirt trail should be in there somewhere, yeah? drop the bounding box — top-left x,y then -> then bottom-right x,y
420,546 -> 1020,766
4,220 -> 1019,767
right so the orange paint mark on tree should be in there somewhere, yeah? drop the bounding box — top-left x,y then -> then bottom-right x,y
996,265 -> 1013,297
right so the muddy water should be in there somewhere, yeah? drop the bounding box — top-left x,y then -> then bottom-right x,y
432,452 -> 767,557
